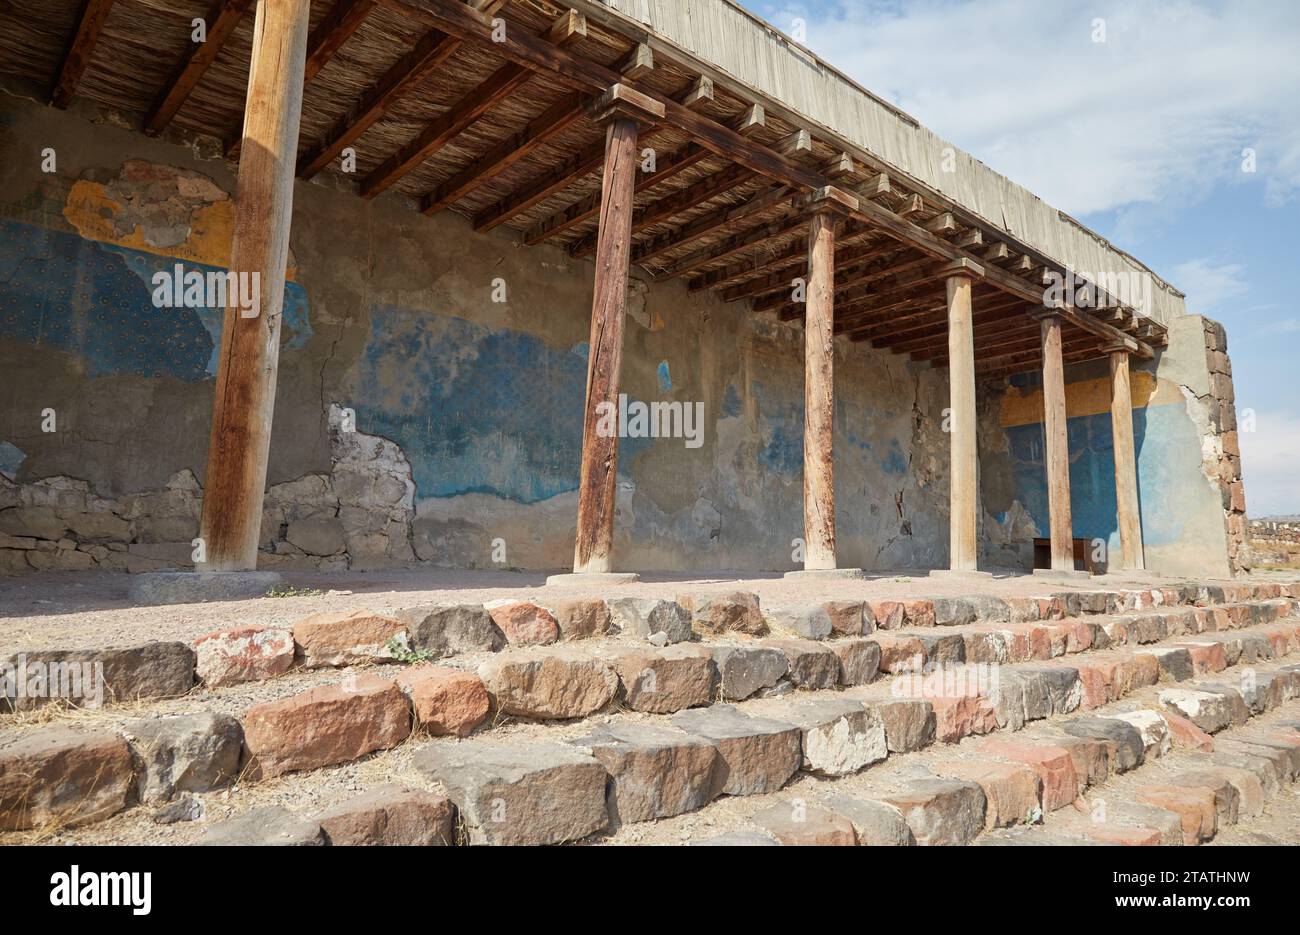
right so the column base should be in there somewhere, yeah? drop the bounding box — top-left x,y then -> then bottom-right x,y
1032,568 -> 1092,580
1098,569 -> 1164,581
929,568 -> 995,580
783,567 -> 866,580
545,571 -> 640,587
128,570 -> 283,606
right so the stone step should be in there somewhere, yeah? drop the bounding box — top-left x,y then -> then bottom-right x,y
6,583 -> 1293,717
978,697 -> 1300,846
4,590 -> 1297,844
685,661 -> 1300,846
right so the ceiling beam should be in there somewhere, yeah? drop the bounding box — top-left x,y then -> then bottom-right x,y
777,264 -> 939,319
50,0 -> 118,109
475,76 -> 716,234
420,89 -> 587,215
391,0 -> 1156,355
653,210 -> 806,279
522,95 -> 759,245
857,295 -> 1031,348
686,219 -> 878,296
717,232 -> 891,302
842,290 -> 1025,342
144,0 -> 254,136
687,218 -> 874,293
932,333 -> 1103,371
569,162 -> 758,258
628,184 -> 792,266
304,0 -> 377,85
981,347 -> 1111,380
360,10 -> 585,198
298,27 -> 463,178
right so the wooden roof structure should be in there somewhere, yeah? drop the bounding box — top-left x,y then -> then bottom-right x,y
0,0 -> 1170,377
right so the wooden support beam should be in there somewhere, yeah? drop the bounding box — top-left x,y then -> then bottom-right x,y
420,90 -> 588,215
897,193 -> 924,217
521,96 -> 755,245
394,0 -> 1154,348
653,210 -> 805,280
145,0 -> 254,136
304,0 -> 376,84
860,294 -> 1028,348
912,318 -> 1044,359
941,330 -> 1100,373
823,152 -> 854,179
297,27 -> 462,178
847,296 -> 1035,346
680,75 -> 715,109
572,105 -> 645,575
1109,348 -> 1146,570
1041,314 -> 1076,572
732,103 -> 765,135
618,43 -> 654,80
777,128 -> 812,157
802,204 -> 839,570
361,10 -> 585,198
722,236 -> 895,303
776,262 -> 935,320
628,182 -> 791,266
924,212 -> 956,234
856,172 -> 891,201
944,261 -> 982,572
807,267 -> 942,322
933,328 -> 1102,369
569,162 -> 757,258
200,0 -> 310,571
976,342 -> 1107,377
984,242 -> 1011,262
51,0 -> 118,109
688,220 -> 874,295
477,136 -> 609,234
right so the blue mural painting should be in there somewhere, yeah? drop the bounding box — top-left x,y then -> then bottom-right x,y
745,380 -> 907,479
1005,402 -> 1200,550
752,380 -> 803,474
0,219 -> 311,381
352,307 -> 653,504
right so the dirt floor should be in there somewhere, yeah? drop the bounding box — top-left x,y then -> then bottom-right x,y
2,565 -> 1281,653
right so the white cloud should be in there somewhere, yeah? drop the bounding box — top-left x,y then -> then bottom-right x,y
1237,409 -> 1300,517
1170,258 -> 1248,314
757,0 -> 1300,216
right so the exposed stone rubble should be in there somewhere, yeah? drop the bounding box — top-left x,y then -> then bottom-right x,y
0,404 -> 420,576
1197,318 -> 1251,575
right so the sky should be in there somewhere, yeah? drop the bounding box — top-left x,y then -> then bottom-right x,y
737,0 -> 1299,516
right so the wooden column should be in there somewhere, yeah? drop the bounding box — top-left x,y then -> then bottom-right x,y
943,259 -> 983,571
1108,348 -> 1145,570
199,0 -> 310,572
802,208 -> 837,570
572,86 -> 664,575
1040,313 -> 1075,572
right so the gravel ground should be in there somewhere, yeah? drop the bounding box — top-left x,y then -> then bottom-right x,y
2,565 -> 1280,653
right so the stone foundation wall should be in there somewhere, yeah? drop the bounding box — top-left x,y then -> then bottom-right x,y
1198,317 -> 1251,575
